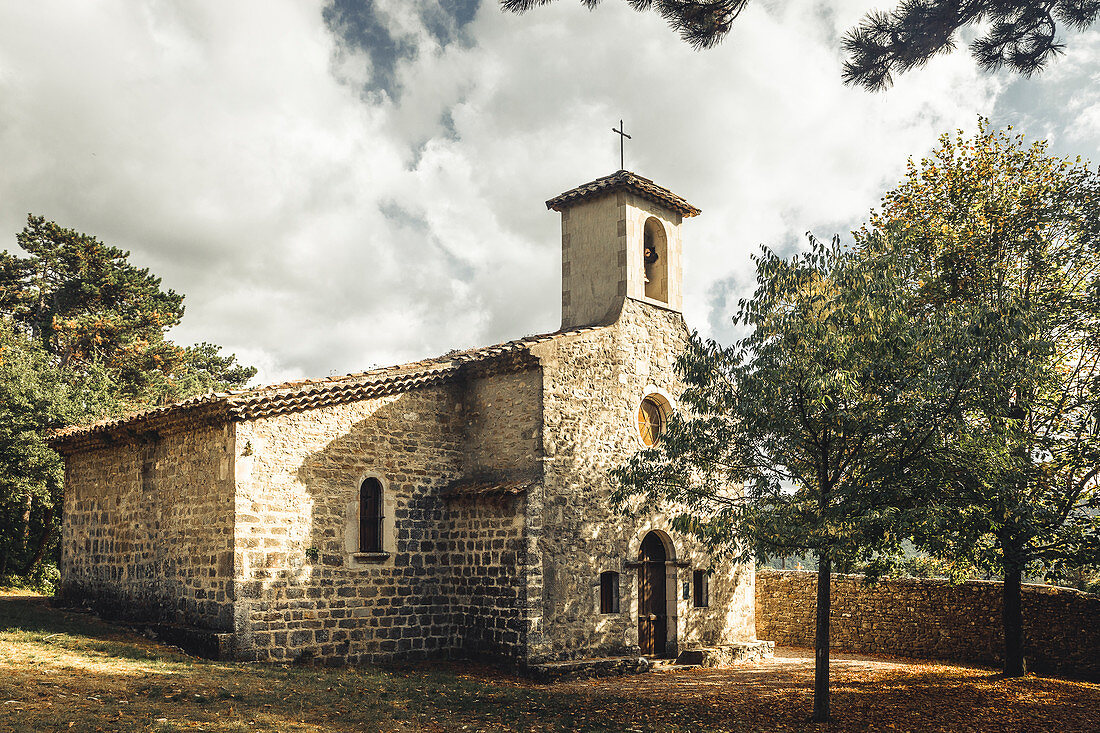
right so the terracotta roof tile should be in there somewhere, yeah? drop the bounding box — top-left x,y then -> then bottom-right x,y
545,170 -> 700,218
50,325 -> 602,452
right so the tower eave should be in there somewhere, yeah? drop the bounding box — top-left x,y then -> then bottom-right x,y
545,170 -> 700,218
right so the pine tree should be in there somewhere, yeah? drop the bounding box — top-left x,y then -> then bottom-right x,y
501,1 -> 1100,89
0,215 -> 255,409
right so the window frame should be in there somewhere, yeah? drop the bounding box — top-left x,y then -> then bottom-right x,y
599,570 -> 621,614
635,389 -> 675,448
693,569 -> 710,608
359,477 -> 385,554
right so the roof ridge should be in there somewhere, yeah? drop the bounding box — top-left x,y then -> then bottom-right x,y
232,323 -> 597,398
50,323 -> 604,446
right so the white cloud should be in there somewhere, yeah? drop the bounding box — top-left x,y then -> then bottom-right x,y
0,0 -> 1090,387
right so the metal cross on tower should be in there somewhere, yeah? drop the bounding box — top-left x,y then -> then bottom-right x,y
612,120 -> 631,171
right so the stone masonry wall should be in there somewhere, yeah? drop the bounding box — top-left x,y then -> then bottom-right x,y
527,299 -> 757,662
232,368 -> 540,665
560,195 -> 623,330
59,422 -> 236,630
756,570 -> 1100,679
446,368 -> 541,661
443,493 -> 527,660
233,385 -> 464,663
461,369 -> 542,480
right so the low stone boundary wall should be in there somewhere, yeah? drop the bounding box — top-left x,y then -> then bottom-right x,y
756,570 -> 1100,679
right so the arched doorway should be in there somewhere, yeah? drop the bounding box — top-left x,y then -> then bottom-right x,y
638,531 -> 669,656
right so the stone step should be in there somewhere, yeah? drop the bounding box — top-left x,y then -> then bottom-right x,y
145,623 -> 235,660
524,655 -> 651,682
674,640 -> 775,667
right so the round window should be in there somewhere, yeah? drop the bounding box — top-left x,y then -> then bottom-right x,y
637,397 -> 665,447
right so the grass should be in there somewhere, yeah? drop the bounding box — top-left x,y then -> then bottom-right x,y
0,592 -> 1097,732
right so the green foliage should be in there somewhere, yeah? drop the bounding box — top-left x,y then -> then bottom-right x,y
0,562 -> 60,594
0,318 -> 108,578
501,1 -> 748,51
0,216 -> 256,585
0,215 -> 255,410
612,233 -> 967,569
860,122 -> 1100,580
865,553 -> 979,583
856,121 -> 1100,674
1,215 -> 185,396
1042,563 -> 1100,595
176,342 -> 258,397
612,231 -> 976,720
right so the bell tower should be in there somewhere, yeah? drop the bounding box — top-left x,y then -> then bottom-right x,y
546,171 -> 700,329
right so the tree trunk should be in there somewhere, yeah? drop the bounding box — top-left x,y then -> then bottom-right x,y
20,491 -> 32,551
812,547 -> 832,723
21,505 -> 54,577
1002,557 -> 1025,676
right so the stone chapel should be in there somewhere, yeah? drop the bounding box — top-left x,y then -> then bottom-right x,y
51,170 -> 769,669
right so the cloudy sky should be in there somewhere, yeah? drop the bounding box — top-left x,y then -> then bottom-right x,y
2,1 -> 1099,385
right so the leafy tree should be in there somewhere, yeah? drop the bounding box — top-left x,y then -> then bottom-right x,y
0,215 -> 185,372
0,215 -> 255,409
0,319 -> 111,581
612,234 -> 972,721
500,1 -> 1100,89
857,122 -> 1100,675
1042,561 -> 1100,594
0,216 -> 256,583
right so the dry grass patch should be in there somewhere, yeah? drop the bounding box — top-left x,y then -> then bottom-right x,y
0,595 -> 1096,732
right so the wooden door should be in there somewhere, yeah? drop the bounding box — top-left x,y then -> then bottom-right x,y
638,533 -> 667,657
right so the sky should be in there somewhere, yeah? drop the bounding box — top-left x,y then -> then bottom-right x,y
1,1 -> 1099,385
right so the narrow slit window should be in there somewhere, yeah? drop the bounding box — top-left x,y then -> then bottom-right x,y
693,569 -> 709,608
360,478 -> 383,553
599,571 -> 620,614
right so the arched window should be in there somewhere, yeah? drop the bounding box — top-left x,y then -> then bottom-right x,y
359,478 -> 383,553
643,217 -> 668,303
599,571 -> 620,614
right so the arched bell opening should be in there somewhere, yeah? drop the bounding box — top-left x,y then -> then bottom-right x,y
642,217 -> 669,303
637,530 -> 676,657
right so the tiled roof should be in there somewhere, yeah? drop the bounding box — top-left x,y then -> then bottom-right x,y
50,325 -> 601,453
545,170 -> 700,218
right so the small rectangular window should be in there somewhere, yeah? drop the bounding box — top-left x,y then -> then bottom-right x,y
693,570 -> 709,608
599,571 -> 620,614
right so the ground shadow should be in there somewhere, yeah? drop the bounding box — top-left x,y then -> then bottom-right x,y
3,600 -> 1098,733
